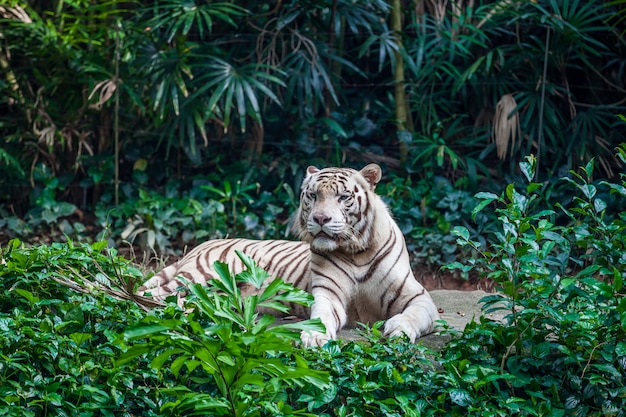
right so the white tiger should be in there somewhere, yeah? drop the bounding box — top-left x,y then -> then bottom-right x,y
138,164 -> 440,347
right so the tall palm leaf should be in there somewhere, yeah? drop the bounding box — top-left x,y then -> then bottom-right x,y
189,58 -> 285,133
142,0 -> 246,42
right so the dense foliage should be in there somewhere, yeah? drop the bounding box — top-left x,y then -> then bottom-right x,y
2,148 -> 626,415
2,2 -> 626,413
1,1 -> 626,242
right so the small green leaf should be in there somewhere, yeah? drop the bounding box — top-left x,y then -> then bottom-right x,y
593,198 -> 607,213
451,226 -> 470,241
579,183 -> 596,200
519,155 -> 536,182
505,183 -> 515,203
449,388 -> 472,406
69,332 -> 92,345
471,192 -> 498,220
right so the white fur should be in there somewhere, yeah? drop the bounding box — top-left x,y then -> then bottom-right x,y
295,165 -> 440,347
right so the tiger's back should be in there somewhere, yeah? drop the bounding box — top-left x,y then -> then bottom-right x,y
138,238 -> 311,317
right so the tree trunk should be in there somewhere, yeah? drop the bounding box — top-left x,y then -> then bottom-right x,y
390,0 -> 410,162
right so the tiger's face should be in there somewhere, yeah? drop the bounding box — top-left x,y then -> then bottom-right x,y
294,164 -> 382,253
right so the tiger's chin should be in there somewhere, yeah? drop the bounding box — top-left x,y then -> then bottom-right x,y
310,233 -> 339,252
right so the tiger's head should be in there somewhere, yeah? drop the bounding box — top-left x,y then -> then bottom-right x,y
293,163 -> 383,253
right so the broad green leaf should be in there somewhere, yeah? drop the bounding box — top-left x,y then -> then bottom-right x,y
580,184 -> 596,200
258,277 -> 287,301
211,261 -> 236,294
15,288 -> 39,304
171,354 -> 193,377
151,347 -> 185,371
451,225 -> 469,241
122,322 -> 179,340
115,344 -> 153,366
243,294 -> 258,326
471,192 -> 498,220
600,181 -> 626,198
252,314 -> 276,334
271,318 -> 326,335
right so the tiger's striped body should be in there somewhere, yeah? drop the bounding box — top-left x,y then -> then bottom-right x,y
138,164 -> 440,347
139,238 -> 312,318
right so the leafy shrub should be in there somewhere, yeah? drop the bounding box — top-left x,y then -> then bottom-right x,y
0,239 -> 163,416
4,147 -> 626,417
447,152 -> 626,415
117,250 -> 330,417
96,187 -> 227,254
93,167 -> 295,254
379,173 -> 493,272
0,241 -> 329,417
291,330 -> 438,417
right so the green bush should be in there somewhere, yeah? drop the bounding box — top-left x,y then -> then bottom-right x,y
447,152 -> 626,416
3,145 -> 626,416
117,250 -> 329,417
379,173 -> 492,272
0,240 -> 330,416
0,239 -> 163,416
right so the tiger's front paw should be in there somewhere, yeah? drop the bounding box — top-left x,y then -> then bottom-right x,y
383,314 -> 420,342
301,330 -> 332,348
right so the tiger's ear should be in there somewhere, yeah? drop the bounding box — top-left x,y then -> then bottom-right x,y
306,166 -> 320,177
360,164 -> 382,189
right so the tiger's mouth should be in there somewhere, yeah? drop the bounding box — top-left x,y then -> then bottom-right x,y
310,230 -> 342,252
314,231 -> 335,239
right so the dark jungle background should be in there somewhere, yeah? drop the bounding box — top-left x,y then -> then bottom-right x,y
1,0 -> 626,271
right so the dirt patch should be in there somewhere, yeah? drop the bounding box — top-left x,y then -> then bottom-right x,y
418,270 -> 496,293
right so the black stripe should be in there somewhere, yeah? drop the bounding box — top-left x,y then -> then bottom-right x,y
218,239 -> 244,262
360,229 -> 397,282
313,253 -> 356,285
311,268 -> 346,294
311,284 -> 345,308
384,269 -> 411,316
279,251 -> 310,288
250,239 -> 287,271
398,287 -> 426,313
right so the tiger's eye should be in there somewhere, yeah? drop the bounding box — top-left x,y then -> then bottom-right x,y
309,192 -> 317,200
338,194 -> 350,202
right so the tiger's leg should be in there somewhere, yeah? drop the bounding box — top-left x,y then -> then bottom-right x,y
383,284 -> 440,342
300,291 -> 348,348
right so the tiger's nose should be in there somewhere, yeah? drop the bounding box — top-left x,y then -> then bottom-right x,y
313,214 -> 331,225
